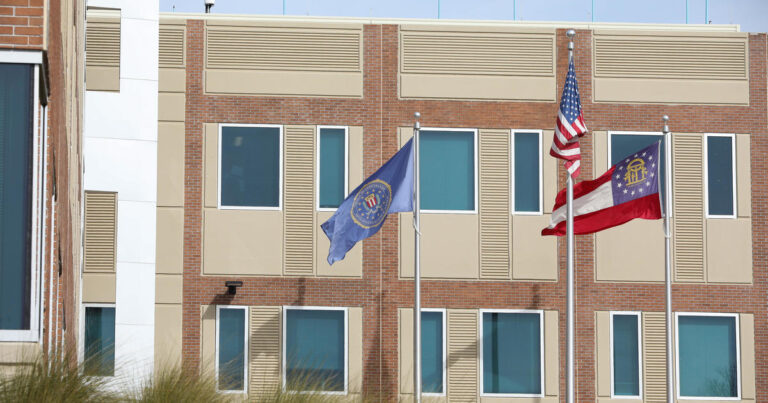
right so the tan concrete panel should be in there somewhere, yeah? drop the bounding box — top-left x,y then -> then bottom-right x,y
157,122 -> 185,207
736,134 -> 751,217
156,207 -> 184,275
706,218 -> 752,284
512,215 -> 558,281
156,274 -> 183,304
159,68 -> 186,93
594,77 -> 748,105
399,308 -> 414,394
204,123 -> 218,208
154,304 -> 183,370
158,92 -> 186,122
400,213 -> 479,279
542,130 -> 558,214
544,310 -> 559,397
203,209 -> 283,276
316,211 -> 362,277
740,314 -> 755,400
596,220 -> 665,282
401,74 -> 556,102
348,307 -> 363,394
85,66 -> 119,92
0,343 -> 41,364
595,311 -> 611,398
200,305 -> 216,372
82,272 -> 116,303
593,131 -> 609,177
205,70 -> 363,98
348,126 -> 364,191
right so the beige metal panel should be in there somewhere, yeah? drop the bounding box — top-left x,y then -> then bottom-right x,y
283,125 -> 315,276
249,306 -> 282,397
399,308 -> 414,394
158,69 -> 186,93
316,211 -> 362,277
86,13 -> 120,92
447,309 -> 478,402
592,131 -> 609,177
673,134 -> 705,282
154,304 -> 183,370
158,92 -> 186,122
542,130 -> 558,214
159,25 -> 185,68
82,272 -> 116,303
400,74 -> 556,102
642,312 -> 667,402
204,123 -> 218,208
205,70 -> 363,98
479,129 -> 510,280
512,215 -> 557,281
595,220 -> 665,282
740,314 -> 755,400
400,213 -> 479,279
203,209 -> 283,276
155,274 -> 183,304
348,126 -> 364,189
706,218 -> 752,284
348,307 -> 363,394
157,122 -> 185,207
593,77 -> 749,105
0,343 -> 41,365
156,207 -> 184,274
544,310 -> 559,397
200,305 -> 216,372
85,66 -> 120,92
595,311 -> 611,397
736,134 -> 751,217
84,191 -> 117,273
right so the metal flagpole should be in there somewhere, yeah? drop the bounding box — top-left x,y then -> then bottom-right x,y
662,115 -> 674,403
565,29 -> 576,403
413,112 -> 422,403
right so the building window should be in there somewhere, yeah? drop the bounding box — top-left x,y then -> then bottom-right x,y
705,134 -> 736,217
481,310 -> 543,396
317,126 -> 347,209
611,312 -> 641,398
420,129 -> 476,212
216,306 -> 247,392
610,133 -> 666,206
677,314 -> 740,399
284,307 -> 347,393
219,125 -> 281,209
83,306 -> 116,376
422,310 -> 445,395
0,63 -> 35,337
512,131 -> 542,214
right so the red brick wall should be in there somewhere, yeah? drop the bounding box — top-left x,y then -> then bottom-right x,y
0,0 -> 44,49
181,20 -> 768,401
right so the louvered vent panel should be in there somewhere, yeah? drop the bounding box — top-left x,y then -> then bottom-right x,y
86,22 -> 120,68
401,32 -> 554,76
643,313 -> 667,402
84,192 -> 117,272
284,126 -> 315,276
206,28 -> 361,71
595,37 -> 747,80
159,27 -> 185,67
479,129 -> 510,279
673,135 -> 705,282
447,310 -> 478,402
249,306 -> 281,396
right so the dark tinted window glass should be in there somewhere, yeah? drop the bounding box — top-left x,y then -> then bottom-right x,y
220,126 -> 280,207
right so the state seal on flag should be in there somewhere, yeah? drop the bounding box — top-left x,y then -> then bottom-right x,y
351,179 -> 392,229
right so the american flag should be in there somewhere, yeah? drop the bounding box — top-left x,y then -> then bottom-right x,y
550,57 -> 588,178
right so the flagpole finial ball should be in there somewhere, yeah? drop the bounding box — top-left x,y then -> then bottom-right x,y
566,29 -> 576,38
414,112 -> 420,119
662,115 -> 669,123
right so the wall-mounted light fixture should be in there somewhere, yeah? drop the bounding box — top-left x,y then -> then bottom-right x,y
225,281 -> 243,295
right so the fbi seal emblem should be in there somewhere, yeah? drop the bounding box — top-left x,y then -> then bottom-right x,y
351,179 -> 392,229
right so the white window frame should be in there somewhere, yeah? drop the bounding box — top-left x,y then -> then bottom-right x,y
704,133 -> 737,219
675,312 -> 741,401
316,125 -> 349,211
421,308 -> 447,397
0,60 -> 43,342
609,311 -> 643,400
511,129 -> 543,215
217,123 -> 283,211
419,127 -> 478,214
79,303 -> 116,377
608,131 -> 668,216
282,306 -> 349,395
478,309 -> 545,398
215,305 -> 249,394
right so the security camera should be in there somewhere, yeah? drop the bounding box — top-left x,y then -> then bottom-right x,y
205,0 -> 215,13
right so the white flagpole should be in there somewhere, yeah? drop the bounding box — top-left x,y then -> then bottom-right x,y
662,115 -> 675,402
413,112 -> 422,403
565,29 -> 576,403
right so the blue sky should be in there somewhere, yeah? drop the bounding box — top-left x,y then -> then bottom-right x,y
162,0 -> 768,33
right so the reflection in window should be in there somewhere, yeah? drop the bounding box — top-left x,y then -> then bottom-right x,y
514,132 -> 540,213
612,314 -> 640,396
319,128 -> 346,209
84,307 -> 116,376
678,315 -> 738,398
422,311 -> 443,394
220,126 -> 280,208
285,309 -> 345,392
217,307 -> 246,391
420,130 -> 475,211
482,312 -> 541,395
707,136 -> 735,216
